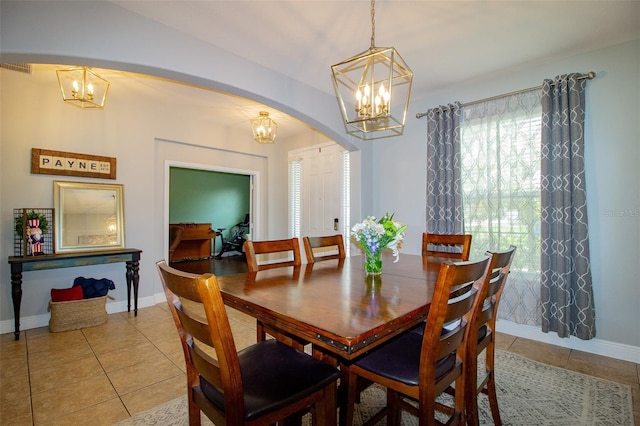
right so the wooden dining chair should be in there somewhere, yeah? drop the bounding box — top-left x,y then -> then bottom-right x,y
408,232 -> 473,337
342,256 -> 491,426
156,260 -> 340,426
302,234 -> 345,263
422,232 -> 472,261
465,245 -> 516,426
243,238 -> 303,343
243,237 -> 302,271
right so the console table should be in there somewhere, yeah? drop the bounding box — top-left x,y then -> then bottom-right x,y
8,248 -> 142,340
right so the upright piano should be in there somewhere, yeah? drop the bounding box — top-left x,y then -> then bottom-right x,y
169,223 -> 216,262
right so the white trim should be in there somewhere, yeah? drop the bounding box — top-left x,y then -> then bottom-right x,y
496,319 -> 640,363
164,159 -> 261,259
288,141 -> 338,158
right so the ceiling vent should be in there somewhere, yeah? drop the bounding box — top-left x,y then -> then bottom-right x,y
0,63 -> 32,74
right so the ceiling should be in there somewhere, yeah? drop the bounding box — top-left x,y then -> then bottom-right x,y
112,0 -> 639,96
41,1 -> 640,138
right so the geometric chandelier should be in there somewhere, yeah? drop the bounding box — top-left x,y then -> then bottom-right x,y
331,0 -> 413,140
250,111 -> 278,144
56,67 -> 110,109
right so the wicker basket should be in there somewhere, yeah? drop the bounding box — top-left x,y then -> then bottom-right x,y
48,296 -> 108,332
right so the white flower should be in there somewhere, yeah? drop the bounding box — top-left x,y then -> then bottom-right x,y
351,212 -> 407,261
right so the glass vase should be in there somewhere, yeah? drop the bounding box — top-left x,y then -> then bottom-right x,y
364,250 -> 383,275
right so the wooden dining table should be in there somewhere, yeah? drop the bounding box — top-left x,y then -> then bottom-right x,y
217,253 -> 444,362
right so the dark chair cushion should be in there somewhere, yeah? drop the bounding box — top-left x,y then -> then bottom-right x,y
410,321 -> 425,334
199,340 -> 339,421
354,331 -> 456,386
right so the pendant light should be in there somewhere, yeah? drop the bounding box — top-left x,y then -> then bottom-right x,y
56,67 -> 110,109
250,111 -> 278,144
331,0 -> 413,139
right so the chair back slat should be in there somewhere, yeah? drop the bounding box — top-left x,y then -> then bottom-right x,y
174,307 -> 214,347
422,233 -> 472,261
436,322 -> 467,360
190,344 -> 224,390
476,302 -> 494,326
303,234 -> 345,263
244,238 -> 302,271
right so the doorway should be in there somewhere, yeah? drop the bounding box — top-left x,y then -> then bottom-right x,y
290,143 -> 350,255
168,165 -> 252,271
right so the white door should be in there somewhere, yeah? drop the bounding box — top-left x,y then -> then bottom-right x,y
300,144 -> 346,239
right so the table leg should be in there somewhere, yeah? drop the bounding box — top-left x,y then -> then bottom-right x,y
126,258 -> 140,316
10,264 -> 23,340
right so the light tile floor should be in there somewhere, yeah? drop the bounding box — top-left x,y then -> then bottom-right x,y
1,304 -> 638,425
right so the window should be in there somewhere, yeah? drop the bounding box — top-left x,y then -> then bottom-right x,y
460,90 -> 542,325
288,159 -> 302,238
341,151 -> 351,256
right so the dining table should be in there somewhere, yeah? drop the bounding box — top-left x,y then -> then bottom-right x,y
216,252 -> 447,424
217,253 -> 444,362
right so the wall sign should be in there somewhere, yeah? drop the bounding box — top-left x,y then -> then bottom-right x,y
31,148 -> 117,180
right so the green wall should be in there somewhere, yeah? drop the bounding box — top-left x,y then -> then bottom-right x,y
169,167 -> 250,252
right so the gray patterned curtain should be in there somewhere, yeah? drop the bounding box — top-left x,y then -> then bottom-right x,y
540,74 -> 595,340
425,102 -> 464,233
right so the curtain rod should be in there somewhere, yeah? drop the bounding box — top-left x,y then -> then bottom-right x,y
415,71 -> 596,119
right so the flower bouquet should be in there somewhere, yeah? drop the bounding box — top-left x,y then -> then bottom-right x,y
352,212 -> 407,275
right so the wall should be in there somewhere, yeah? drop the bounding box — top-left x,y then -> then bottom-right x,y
0,67 -> 309,333
372,39 -> 640,361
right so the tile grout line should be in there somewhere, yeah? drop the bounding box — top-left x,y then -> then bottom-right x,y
79,325 -> 134,419
24,330 -> 35,426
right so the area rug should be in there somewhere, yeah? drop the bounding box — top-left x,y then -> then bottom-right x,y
117,350 -> 634,425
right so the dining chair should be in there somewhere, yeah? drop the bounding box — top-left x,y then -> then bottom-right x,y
156,260 -> 340,426
465,245 -> 517,426
302,234 -> 345,263
342,256 -> 491,426
422,232 -> 472,261
243,237 -> 302,271
243,238 -> 303,344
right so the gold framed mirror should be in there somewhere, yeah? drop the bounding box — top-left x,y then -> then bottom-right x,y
53,181 -> 125,253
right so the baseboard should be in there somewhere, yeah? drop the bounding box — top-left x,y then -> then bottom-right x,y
496,319 -> 640,364
0,295 -> 160,336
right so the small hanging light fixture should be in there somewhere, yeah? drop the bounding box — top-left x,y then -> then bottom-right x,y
56,66 -> 110,109
250,111 -> 278,144
331,0 -> 413,140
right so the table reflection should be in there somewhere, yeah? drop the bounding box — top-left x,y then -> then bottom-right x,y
351,274 -> 400,327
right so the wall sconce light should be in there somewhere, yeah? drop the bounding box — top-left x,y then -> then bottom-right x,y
331,0 -> 413,139
250,111 -> 278,144
56,67 -> 110,109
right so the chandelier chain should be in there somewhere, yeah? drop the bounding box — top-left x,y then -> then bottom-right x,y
370,0 -> 376,49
